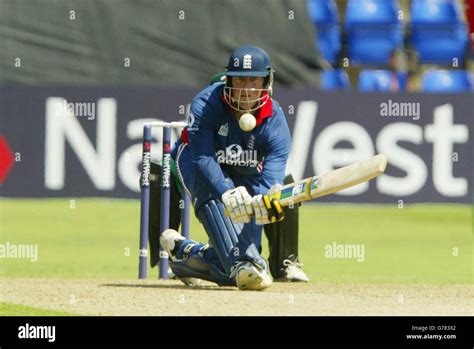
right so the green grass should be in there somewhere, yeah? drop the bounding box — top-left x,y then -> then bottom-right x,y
0,302 -> 78,316
0,198 -> 472,284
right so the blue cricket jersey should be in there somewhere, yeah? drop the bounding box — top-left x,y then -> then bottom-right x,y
175,83 -> 291,199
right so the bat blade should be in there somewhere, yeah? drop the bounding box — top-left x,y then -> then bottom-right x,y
275,154 -> 387,206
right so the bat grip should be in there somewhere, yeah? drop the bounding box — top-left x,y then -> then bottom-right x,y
263,195 -> 285,223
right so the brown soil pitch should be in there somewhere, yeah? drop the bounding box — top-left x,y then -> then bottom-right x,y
1,278 -> 472,316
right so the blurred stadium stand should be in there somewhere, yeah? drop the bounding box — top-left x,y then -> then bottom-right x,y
305,0 -> 474,92
2,0 -> 473,93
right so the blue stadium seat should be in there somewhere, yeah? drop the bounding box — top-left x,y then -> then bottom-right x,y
422,70 -> 472,92
320,69 -> 350,90
345,0 -> 403,65
411,0 -> 464,24
307,0 -> 341,64
410,0 -> 468,64
358,69 -> 403,92
307,0 -> 339,24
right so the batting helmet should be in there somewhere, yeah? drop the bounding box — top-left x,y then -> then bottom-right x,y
224,45 -> 274,113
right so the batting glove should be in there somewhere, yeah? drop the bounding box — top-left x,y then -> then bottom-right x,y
251,184 -> 285,225
221,186 -> 253,224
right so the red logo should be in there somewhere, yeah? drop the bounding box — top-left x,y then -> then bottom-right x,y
0,136 -> 14,184
143,142 -> 151,151
164,144 -> 171,153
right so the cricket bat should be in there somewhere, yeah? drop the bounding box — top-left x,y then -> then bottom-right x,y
268,154 -> 387,206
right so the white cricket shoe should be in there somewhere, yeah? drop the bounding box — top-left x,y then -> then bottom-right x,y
160,229 -> 201,286
159,229 -> 185,261
231,261 -> 273,291
281,259 -> 309,282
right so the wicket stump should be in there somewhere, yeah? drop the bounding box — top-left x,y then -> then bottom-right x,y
138,121 -> 189,279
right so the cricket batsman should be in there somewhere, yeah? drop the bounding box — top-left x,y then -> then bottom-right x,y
154,45 -> 307,290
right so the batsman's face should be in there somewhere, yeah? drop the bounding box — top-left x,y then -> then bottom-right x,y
231,76 -> 265,110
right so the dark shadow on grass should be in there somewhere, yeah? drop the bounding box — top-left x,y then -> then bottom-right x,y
100,283 -> 236,291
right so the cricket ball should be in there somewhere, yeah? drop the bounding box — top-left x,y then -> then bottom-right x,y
239,113 -> 256,132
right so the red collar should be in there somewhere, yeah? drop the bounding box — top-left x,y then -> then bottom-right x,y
221,90 -> 273,126
254,92 -> 273,126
